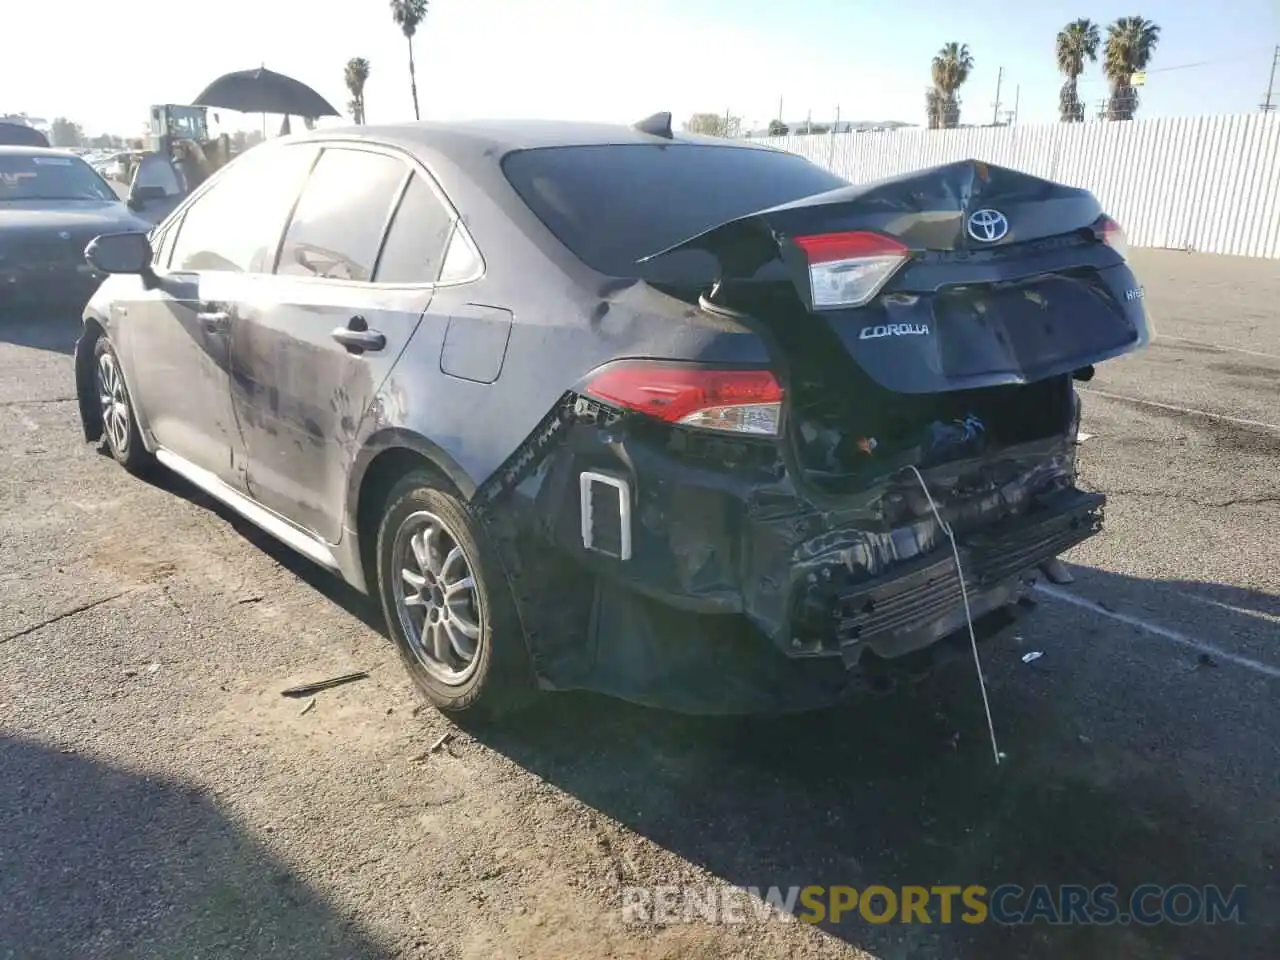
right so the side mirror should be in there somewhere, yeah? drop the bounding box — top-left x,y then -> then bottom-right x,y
85,232 -> 153,276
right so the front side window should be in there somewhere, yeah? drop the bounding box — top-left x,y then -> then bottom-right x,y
167,144 -> 317,274
277,148 -> 407,282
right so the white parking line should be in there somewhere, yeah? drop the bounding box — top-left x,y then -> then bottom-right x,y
1080,388 -> 1280,433
1156,334 -> 1280,361
1034,584 -> 1280,680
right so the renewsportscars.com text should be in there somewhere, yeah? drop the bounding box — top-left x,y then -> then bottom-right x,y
621,884 -> 1247,926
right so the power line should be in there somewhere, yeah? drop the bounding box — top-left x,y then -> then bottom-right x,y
1262,45 -> 1279,112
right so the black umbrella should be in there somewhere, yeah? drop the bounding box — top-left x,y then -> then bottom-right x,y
192,66 -> 340,118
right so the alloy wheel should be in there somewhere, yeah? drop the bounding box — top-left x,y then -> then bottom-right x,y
391,510 -> 483,685
96,351 -> 130,455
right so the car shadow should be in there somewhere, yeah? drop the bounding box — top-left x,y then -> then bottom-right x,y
0,736 -> 392,959
0,314 -> 82,356
471,562 -> 1278,960
126,467 -> 1278,958
136,462 -> 387,634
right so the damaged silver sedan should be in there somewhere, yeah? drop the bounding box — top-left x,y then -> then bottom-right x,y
73,116 -> 1149,718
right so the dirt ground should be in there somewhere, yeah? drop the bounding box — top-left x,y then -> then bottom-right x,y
1,248 -> 1277,959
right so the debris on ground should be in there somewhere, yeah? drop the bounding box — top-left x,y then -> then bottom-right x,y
299,698 -> 316,716
1021,651 -> 1045,664
280,671 -> 369,698
1197,652 -> 1220,669
430,731 -> 455,753
410,731 -> 456,762
146,662 -> 160,674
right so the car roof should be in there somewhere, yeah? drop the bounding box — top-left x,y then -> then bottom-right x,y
286,117 -> 777,166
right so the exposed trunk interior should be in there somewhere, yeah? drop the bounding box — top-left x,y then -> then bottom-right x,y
699,281 -> 1077,495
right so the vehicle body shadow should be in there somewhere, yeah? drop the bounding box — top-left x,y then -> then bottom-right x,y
133,460 -> 387,634
0,314 -> 84,356
0,736 -> 391,959
468,563 -> 1277,960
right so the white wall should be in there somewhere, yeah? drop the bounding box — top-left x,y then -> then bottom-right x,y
757,115 -> 1280,259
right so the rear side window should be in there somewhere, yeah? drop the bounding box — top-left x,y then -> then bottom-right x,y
277,148 -> 407,282
373,173 -> 455,283
501,144 -> 848,277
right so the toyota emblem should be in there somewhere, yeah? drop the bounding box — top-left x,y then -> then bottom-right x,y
967,209 -> 1009,243
58,231 -> 72,240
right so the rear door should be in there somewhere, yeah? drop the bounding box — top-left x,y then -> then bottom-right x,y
228,143 -> 456,544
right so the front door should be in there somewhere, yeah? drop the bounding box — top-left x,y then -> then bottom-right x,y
229,146 -> 457,544
123,141 -> 319,486
122,268 -> 244,484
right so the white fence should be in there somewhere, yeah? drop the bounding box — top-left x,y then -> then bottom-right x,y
757,114 -> 1280,259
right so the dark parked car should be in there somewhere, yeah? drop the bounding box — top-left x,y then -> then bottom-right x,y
74,117 -> 1149,718
0,122 -> 51,148
1,146 -> 150,312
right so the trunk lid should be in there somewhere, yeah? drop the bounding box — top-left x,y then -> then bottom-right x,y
640,158 -> 1151,394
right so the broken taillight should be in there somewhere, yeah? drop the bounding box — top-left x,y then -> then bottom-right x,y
582,361 -> 784,436
791,231 -> 910,310
1094,215 -> 1130,260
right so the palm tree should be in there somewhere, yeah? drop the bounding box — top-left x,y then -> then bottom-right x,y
925,87 -> 943,129
1103,16 -> 1160,120
344,57 -> 371,124
389,0 -> 429,121
1056,19 -> 1100,122
930,43 -> 974,128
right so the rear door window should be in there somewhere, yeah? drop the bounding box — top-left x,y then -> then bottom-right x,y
501,144 -> 849,278
276,147 -> 408,282
373,172 -> 455,283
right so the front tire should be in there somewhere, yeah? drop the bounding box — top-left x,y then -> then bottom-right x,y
93,336 -> 151,474
375,472 -> 533,719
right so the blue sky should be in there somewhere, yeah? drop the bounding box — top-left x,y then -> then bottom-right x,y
4,0 -> 1276,136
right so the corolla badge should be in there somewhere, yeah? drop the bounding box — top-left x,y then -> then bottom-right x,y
58,231 -> 71,240
967,208 -> 1009,243
859,322 -> 930,340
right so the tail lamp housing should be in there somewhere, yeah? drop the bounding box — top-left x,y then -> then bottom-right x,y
790,230 -> 910,310
582,361 -> 784,436
1094,215 -> 1130,260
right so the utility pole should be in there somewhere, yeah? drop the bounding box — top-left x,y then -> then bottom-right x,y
991,66 -> 1004,126
778,95 -> 784,123
1262,45 -> 1279,113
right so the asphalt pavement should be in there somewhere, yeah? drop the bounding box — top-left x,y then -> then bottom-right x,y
0,248 -> 1276,959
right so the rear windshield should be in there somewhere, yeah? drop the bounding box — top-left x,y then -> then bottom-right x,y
502,143 -> 848,278
0,153 -> 116,202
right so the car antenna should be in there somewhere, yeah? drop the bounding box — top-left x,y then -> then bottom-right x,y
633,112 -> 674,139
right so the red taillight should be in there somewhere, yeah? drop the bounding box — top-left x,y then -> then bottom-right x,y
790,230 -> 909,311
1096,215 -> 1130,260
583,362 -> 784,436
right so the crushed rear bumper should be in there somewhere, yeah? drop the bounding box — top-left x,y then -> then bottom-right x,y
475,400 -> 1101,714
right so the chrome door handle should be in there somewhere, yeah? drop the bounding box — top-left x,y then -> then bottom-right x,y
331,315 -> 385,354
331,326 -> 386,353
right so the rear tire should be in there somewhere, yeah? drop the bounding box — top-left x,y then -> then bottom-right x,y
375,471 -> 534,720
93,336 -> 152,475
